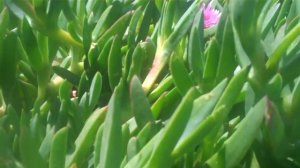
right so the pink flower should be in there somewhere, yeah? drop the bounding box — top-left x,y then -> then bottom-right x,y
201,2 -> 221,28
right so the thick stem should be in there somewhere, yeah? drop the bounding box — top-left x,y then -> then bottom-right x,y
52,29 -> 83,49
142,51 -> 167,93
0,90 -> 5,117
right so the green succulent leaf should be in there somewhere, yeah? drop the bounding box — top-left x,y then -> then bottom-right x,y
89,72 -> 102,108
97,11 -> 133,49
216,18 -> 237,82
108,35 -> 122,90
1,1 -> 300,167
170,53 -> 194,95
206,97 -> 267,168
53,66 -> 80,86
173,79 -> 228,158
66,107 -> 106,167
49,127 -> 68,168
130,76 -> 154,129
145,88 -> 199,167
99,82 -> 124,168
187,9 -> 205,81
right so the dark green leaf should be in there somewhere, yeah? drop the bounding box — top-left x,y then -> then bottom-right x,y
130,76 -> 154,129
216,18 -> 237,82
127,44 -> 145,82
19,112 -> 46,168
274,0 -> 292,27
203,38 -> 219,84
136,1 -> 155,42
98,36 -> 114,72
108,35 -> 122,90
163,0 -> 201,55
187,9 -> 204,80
170,53 -> 193,95
127,7 -> 143,48
53,66 -> 80,86
47,0 -> 64,27
97,11 -> 132,49
0,31 -> 18,98
78,72 -> 89,99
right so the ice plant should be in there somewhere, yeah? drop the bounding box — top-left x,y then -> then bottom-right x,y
1,0 -> 300,168
201,2 -> 221,28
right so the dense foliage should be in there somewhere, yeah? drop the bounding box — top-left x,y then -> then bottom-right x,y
0,0 -> 300,167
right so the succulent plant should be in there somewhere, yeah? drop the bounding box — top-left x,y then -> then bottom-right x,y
0,0 -> 300,167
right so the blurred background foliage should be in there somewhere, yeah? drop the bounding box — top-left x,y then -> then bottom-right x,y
0,0 -> 300,167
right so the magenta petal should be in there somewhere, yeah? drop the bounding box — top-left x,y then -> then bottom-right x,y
201,2 -> 221,28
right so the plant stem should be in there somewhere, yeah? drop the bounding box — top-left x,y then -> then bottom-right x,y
142,50 -> 168,93
51,29 -> 83,49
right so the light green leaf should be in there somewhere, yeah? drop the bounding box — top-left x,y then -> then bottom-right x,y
89,72 -> 102,108
49,127 -> 68,168
145,88 -> 199,167
99,82 -> 124,168
172,79 -> 227,158
66,107 -> 107,167
130,76 -> 154,129
206,97 -> 267,168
